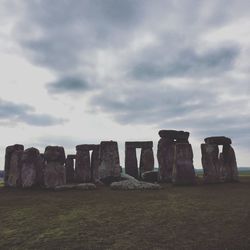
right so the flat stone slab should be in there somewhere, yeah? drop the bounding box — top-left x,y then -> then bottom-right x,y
54,183 -> 96,191
158,130 -> 189,140
67,154 -> 76,159
125,141 -> 153,149
204,136 -> 232,145
141,171 -> 158,183
110,180 -> 162,190
76,144 -> 99,151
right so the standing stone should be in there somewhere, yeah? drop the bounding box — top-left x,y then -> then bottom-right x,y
139,148 -> 154,177
21,147 -> 43,188
4,144 -> 24,186
75,149 -> 91,183
99,141 -> 121,180
125,146 -> 138,179
7,147 -> 24,187
65,155 -> 75,183
157,138 -> 175,182
172,143 -> 196,185
222,144 -> 239,182
201,144 -> 221,183
91,145 -> 100,183
44,146 -> 66,188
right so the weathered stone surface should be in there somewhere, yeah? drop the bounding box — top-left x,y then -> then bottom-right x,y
44,146 -> 66,188
44,146 -> 66,164
67,154 -> 76,159
125,146 -> 138,179
75,149 -> 91,183
201,144 -> 221,183
65,155 -> 75,183
139,148 -> 154,177
172,143 -> 196,185
7,147 -> 23,187
76,183 -> 96,190
44,161 -> 66,188
110,180 -> 161,190
91,145 -> 100,182
76,144 -> 99,151
21,147 -> 44,188
125,141 -> 153,149
54,183 -> 96,191
99,141 -> 121,180
204,136 -> 232,145
222,144 -> 239,182
157,138 -> 175,182
4,144 -> 24,186
159,130 -> 189,141
141,170 -> 158,183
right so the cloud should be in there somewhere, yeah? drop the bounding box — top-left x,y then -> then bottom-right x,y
47,76 -> 91,94
0,99 -> 66,126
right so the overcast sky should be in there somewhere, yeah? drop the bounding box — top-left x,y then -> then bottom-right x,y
0,0 -> 250,169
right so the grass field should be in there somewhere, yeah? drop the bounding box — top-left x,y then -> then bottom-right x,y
0,177 -> 250,250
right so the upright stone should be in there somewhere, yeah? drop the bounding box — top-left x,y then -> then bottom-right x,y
4,144 -> 24,186
99,141 -> 121,180
21,147 -> 43,188
7,146 -> 24,187
139,148 -> 154,177
125,146 -> 138,179
44,146 -> 66,188
65,154 -> 75,183
201,144 -> 221,183
157,138 -> 175,182
172,143 -> 196,185
91,145 -> 100,183
222,144 -> 239,182
75,148 -> 91,183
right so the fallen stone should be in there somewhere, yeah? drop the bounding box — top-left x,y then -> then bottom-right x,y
204,136 -> 232,145
54,183 -> 96,191
141,170 -> 158,183
110,180 -> 162,190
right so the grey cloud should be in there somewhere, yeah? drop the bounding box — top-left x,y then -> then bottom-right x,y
47,76 -> 91,94
0,99 -> 66,126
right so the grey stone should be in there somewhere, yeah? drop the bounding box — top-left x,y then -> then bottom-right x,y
125,146 -> 138,179
65,155 -> 75,183
54,183 -> 96,191
222,144 -> 239,182
44,146 -> 66,164
91,145 -> 100,182
21,147 -> 44,188
7,147 -> 23,187
125,141 -> 153,149
204,136 -> 232,145
172,143 -> 196,185
157,138 -> 175,183
110,180 -> 162,190
75,149 -> 91,183
76,144 -> 99,151
158,130 -> 189,141
201,144 -> 221,183
4,144 -> 24,186
141,170 -> 158,183
139,148 -> 154,177
99,141 -> 121,180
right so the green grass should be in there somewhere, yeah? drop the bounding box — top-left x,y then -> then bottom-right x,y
0,177 -> 250,250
